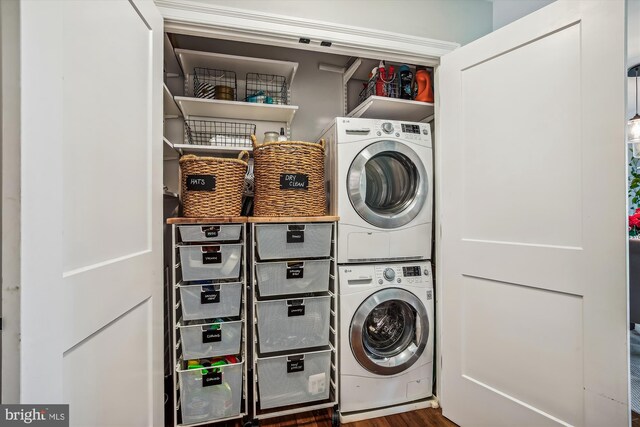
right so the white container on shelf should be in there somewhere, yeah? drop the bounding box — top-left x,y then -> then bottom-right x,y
178,224 -> 242,242
179,243 -> 242,281
256,296 -> 331,353
179,282 -> 242,321
255,223 -> 332,260
256,260 -> 330,297
179,320 -> 242,360
178,360 -> 243,424
256,350 -> 331,410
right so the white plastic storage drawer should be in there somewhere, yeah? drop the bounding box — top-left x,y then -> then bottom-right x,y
178,225 -> 242,243
179,244 -> 242,282
255,223 -> 332,260
179,282 -> 242,321
257,350 -> 331,410
178,360 -> 243,424
256,260 -> 330,297
256,296 -> 330,353
179,320 -> 242,360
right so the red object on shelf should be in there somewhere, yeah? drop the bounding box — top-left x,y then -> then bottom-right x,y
375,61 -> 386,96
415,69 -> 434,103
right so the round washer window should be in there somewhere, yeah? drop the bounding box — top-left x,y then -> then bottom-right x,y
362,300 -> 416,359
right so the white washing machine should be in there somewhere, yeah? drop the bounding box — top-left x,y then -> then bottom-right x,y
321,117 -> 433,264
338,261 -> 434,417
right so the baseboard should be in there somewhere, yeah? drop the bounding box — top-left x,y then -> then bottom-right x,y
339,397 -> 439,423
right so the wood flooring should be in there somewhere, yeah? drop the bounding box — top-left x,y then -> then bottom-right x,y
219,408 -> 639,427
248,408 -> 457,427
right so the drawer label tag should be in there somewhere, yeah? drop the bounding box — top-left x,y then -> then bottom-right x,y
202,252 -> 222,264
287,305 -> 305,317
186,174 -> 216,191
202,371 -> 222,387
280,173 -> 308,190
202,328 -> 222,343
287,231 -> 305,243
287,360 -> 305,373
203,227 -> 220,238
286,267 -> 304,279
201,288 -> 220,304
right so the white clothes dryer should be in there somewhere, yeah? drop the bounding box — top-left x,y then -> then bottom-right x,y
338,261 -> 434,417
321,117 -> 433,264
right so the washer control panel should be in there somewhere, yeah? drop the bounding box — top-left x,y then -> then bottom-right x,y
372,120 -> 431,143
374,262 -> 432,286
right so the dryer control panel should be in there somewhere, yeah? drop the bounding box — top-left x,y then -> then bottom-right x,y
373,119 -> 430,144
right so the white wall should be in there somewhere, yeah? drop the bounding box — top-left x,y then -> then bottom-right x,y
629,0 -> 640,121
191,0 -> 493,46
492,0 -> 555,30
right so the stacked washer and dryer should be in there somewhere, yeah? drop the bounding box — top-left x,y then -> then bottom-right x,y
321,118 -> 435,422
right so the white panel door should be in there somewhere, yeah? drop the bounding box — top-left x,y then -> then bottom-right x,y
20,0 -> 164,425
439,1 -> 628,426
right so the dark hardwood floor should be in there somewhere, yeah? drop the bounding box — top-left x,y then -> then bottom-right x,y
219,408 -> 640,426
250,408 -> 457,427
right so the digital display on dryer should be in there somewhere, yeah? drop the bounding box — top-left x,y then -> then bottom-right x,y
401,124 -> 420,134
402,266 -> 422,277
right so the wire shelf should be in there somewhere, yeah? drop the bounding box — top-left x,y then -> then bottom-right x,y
193,67 -> 238,101
358,69 -> 399,104
185,120 -> 256,149
245,73 -> 289,105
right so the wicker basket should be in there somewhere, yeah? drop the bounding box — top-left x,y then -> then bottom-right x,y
252,135 -> 327,217
180,152 -> 249,218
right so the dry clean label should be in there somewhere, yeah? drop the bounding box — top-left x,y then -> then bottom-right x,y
280,173 -> 308,190
186,175 -> 216,191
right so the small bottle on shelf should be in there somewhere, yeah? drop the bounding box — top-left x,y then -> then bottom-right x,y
277,127 -> 287,142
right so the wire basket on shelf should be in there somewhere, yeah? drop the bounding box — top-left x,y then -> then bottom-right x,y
185,120 -> 256,149
358,69 -> 399,104
245,73 -> 289,105
193,67 -> 237,100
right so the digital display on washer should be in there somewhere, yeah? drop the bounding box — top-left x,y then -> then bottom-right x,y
402,266 -> 422,277
401,124 -> 420,134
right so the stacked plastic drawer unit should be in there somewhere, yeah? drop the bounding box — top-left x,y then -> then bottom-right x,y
249,219 -> 339,422
169,219 -> 247,426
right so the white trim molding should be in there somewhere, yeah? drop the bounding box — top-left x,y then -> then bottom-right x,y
155,0 -> 459,66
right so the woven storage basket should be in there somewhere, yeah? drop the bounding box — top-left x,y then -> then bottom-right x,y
180,152 -> 249,218
252,135 -> 327,217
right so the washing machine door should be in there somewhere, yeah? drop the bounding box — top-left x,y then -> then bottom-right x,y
350,288 -> 429,376
347,140 -> 428,229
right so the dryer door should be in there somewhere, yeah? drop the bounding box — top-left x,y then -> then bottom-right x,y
350,288 -> 429,375
347,140 -> 428,229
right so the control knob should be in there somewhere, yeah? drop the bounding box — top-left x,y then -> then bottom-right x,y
383,267 -> 395,281
381,122 -> 394,134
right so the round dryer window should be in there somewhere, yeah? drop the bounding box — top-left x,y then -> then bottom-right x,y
347,140 -> 428,229
350,288 -> 429,376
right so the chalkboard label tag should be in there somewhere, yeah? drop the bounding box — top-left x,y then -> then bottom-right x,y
202,371 -> 222,387
202,252 -> 222,264
280,173 -> 309,190
202,328 -> 222,343
287,231 -> 304,243
201,287 -> 220,304
288,305 -> 305,317
286,267 -> 304,279
287,360 -> 305,373
186,175 -> 216,191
